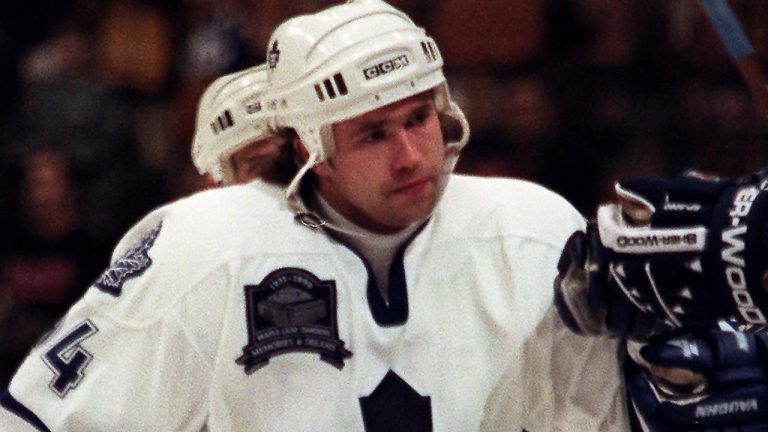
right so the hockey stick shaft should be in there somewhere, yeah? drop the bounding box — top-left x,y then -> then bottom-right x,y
697,0 -> 768,119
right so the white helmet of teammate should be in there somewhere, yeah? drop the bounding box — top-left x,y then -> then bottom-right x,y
191,64 -> 272,184
265,0 -> 470,198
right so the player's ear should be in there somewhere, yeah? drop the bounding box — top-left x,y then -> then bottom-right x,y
294,135 -> 332,177
292,135 -> 309,164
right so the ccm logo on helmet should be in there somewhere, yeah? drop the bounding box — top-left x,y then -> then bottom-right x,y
722,185 -> 766,324
363,54 -> 410,80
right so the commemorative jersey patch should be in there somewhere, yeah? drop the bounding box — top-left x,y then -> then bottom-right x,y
94,222 -> 162,296
236,268 -> 352,373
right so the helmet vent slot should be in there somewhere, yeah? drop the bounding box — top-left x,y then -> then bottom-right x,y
333,73 -> 348,96
427,42 -> 437,61
323,79 -> 337,98
313,73 -> 349,102
314,84 -> 326,102
421,40 -> 438,63
210,109 -> 234,135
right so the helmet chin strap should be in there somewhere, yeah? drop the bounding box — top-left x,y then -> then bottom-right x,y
284,151 -> 362,236
285,152 -> 318,201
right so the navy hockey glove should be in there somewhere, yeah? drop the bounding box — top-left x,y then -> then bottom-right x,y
554,169 -> 768,340
626,324 -> 768,432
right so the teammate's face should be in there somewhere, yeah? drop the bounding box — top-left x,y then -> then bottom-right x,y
230,136 -> 285,184
314,92 -> 445,234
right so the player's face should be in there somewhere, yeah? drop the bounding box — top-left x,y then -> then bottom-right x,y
314,92 -> 445,233
230,136 -> 285,184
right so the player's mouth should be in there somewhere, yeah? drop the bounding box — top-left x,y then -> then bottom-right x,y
392,177 -> 433,196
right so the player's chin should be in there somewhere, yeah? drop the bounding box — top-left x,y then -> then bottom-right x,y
393,192 -> 438,223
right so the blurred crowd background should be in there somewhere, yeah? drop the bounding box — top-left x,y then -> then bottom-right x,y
1,0 -> 768,386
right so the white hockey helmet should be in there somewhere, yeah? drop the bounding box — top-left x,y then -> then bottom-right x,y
191,64 -> 272,184
265,0 -> 470,198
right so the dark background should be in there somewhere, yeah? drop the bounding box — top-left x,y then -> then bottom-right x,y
0,0 -> 767,385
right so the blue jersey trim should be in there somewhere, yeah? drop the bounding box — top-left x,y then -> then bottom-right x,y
0,389 -> 52,432
333,222 -> 427,327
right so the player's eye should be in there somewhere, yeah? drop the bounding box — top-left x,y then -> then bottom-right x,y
361,128 -> 388,144
405,107 -> 431,129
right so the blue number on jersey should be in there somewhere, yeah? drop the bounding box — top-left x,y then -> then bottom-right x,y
41,320 -> 99,398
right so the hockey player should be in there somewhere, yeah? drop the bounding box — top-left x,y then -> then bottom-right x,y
191,64 -> 294,186
0,1 -> 629,431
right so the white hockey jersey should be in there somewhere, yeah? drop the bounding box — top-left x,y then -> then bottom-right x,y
0,175 -> 629,431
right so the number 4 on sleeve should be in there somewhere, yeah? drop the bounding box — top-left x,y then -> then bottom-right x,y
41,320 -> 99,398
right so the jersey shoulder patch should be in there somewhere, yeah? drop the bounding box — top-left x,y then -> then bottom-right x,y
94,222 -> 162,296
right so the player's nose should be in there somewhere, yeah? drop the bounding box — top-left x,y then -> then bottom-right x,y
391,129 -> 422,171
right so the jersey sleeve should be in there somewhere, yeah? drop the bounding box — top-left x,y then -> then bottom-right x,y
0,201 -> 229,432
479,236 -> 629,431
0,302 -> 211,431
473,179 -> 630,432
521,309 -> 629,432
513,209 -> 628,431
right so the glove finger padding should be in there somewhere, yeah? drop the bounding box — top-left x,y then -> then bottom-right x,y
627,326 -> 768,431
554,222 -> 679,339
603,249 -> 720,332
616,175 -> 732,226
